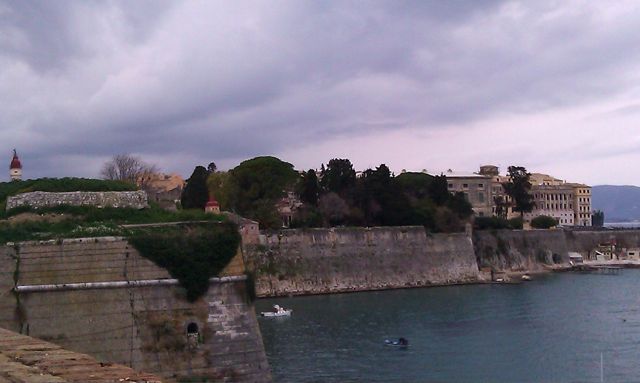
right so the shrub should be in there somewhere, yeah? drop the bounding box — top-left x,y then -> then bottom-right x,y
531,215 -> 558,229
474,216 -> 511,230
128,222 -> 241,302
474,216 -> 524,230
508,217 -> 523,230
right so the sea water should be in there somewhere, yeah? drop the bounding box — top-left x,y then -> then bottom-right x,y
257,271 -> 640,382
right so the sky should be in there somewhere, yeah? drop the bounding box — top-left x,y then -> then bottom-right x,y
2,0 -> 640,186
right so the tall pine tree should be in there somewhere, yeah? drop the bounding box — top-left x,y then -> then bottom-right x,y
181,166 -> 210,209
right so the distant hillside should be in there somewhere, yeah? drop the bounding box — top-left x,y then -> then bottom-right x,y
592,185 -> 640,222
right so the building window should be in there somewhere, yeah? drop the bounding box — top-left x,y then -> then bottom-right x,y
448,183 -> 453,189
478,183 -> 484,188
462,183 -> 468,189
478,192 -> 485,203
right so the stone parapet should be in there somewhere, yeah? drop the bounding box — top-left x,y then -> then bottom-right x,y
6,190 -> 149,210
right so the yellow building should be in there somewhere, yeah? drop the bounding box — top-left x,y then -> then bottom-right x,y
478,168 -> 592,227
571,184 -> 592,226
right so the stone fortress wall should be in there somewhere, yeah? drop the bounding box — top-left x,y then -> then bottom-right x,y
6,191 -> 149,210
244,226 -> 640,297
0,237 -> 271,382
243,226 -> 481,297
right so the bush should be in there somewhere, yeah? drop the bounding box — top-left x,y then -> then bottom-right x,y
508,217 -> 523,229
474,216 -> 525,230
531,215 -> 558,229
128,222 -> 240,302
474,216 -> 511,230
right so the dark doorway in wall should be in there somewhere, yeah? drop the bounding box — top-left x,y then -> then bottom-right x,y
187,322 -> 199,334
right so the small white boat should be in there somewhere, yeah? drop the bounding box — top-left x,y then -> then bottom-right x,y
521,274 -> 532,281
260,304 -> 292,317
261,310 -> 292,317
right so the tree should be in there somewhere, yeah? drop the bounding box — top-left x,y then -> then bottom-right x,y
447,191 -> 473,219
207,162 -> 217,173
396,172 -> 433,201
181,166 -> 210,209
207,171 -> 230,209
428,175 -> 450,206
531,215 -> 558,229
100,154 -> 158,187
318,192 -> 350,226
320,158 -> 356,197
298,169 -> 320,206
224,156 -> 298,228
493,195 -> 508,219
502,166 -> 535,218
434,207 -> 462,233
592,210 -> 605,227
354,164 -> 414,226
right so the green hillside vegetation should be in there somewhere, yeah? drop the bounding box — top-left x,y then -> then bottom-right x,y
207,156 -> 474,232
0,204 -> 223,243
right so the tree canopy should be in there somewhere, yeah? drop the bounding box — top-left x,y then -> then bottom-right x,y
224,156 -> 298,228
502,166 -> 535,217
204,156 -> 475,233
181,166 -> 210,209
320,158 -> 356,197
298,169 -> 320,206
530,215 -> 558,229
101,154 -> 158,187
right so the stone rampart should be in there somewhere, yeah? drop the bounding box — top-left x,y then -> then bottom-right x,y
473,229 -> 570,271
244,227 -> 640,298
6,190 -> 149,210
0,237 -> 271,382
243,226 -> 481,297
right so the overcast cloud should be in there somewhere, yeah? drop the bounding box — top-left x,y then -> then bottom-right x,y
2,0 -> 640,185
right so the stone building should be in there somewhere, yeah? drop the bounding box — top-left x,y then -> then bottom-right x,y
467,166 -> 593,227
526,173 -> 592,226
445,170 -> 493,216
478,165 -> 514,218
9,149 -> 21,181
138,172 -> 184,210
524,184 -> 576,226
276,191 -> 303,228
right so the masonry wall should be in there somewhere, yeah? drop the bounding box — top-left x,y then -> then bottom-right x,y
6,191 -> 149,210
473,230 -> 570,271
0,238 -> 270,382
243,226 -> 481,297
473,229 -> 640,270
244,227 -> 640,298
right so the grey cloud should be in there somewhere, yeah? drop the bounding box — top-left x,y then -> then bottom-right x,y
2,0 -> 640,179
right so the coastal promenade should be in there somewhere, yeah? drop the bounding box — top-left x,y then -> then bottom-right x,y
0,327 -> 162,383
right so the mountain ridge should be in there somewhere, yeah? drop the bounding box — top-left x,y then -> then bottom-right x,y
592,185 -> 640,222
